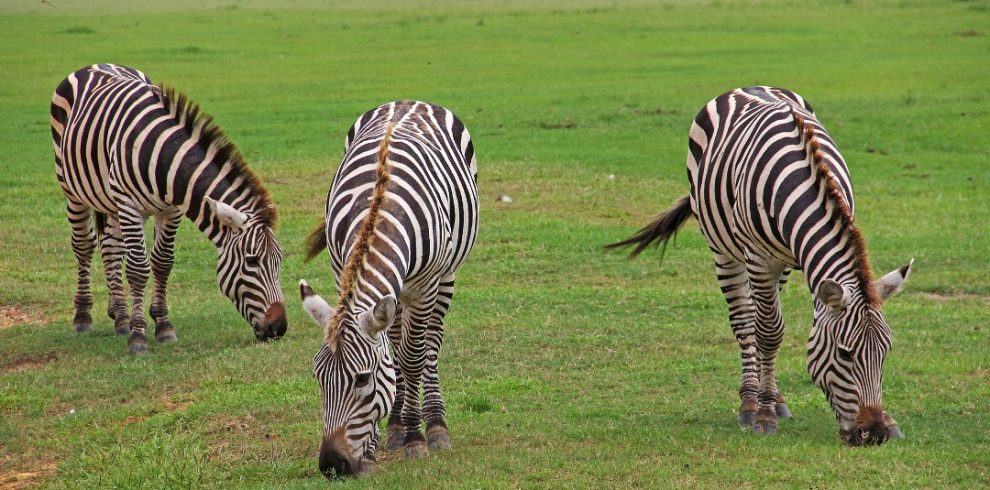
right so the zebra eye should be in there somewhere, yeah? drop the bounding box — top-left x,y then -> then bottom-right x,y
245,255 -> 260,268
837,346 -> 854,363
355,371 -> 372,387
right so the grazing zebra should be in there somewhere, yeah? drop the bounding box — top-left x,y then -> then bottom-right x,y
50,64 -> 286,353
608,86 -> 912,445
300,100 -> 478,477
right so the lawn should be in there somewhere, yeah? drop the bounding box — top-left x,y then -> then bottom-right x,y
1,0 -> 988,488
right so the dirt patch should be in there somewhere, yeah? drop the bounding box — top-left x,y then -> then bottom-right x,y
0,353 -> 58,373
956,29 -> 984,37
0,305 -> 47,330
0,452 -> 57,490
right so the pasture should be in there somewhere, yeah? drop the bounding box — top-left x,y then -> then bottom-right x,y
1,0 -> 988,487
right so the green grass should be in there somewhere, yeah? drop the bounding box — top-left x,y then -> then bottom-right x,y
1,0 -> 989,487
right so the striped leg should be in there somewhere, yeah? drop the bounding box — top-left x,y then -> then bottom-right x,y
774,270 -> 793,418
714,254 -> 760,428
397,288 -> 438,459
746,260 -> 787,434
98,214 -> 130,335
67,200 -> 96,333
423,275 -> 455,451
385,303 -> 406,454
150,208 -> 182,343
119,206 -> 152,354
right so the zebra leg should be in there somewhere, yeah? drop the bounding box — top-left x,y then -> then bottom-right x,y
748,261 -> 787,434
118,206 -> 152,353
150,208 -> 182,343
384,306 -> 406,454
774,269 -> 793,419
67,200 -> 96,333
98,214 -> 130,335
424,275 -> 455,451
397,292 -> 437,459
714,255 -> 760,428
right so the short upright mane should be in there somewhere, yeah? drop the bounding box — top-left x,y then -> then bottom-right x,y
325,124 -> 395,344
157,85 -> 277,227
793,109 -> 879,306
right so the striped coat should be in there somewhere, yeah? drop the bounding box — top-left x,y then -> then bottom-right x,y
610,87 -> 911,445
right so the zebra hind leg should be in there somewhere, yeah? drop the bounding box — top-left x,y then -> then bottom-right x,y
99,214 -> 130,335
67,201 -> 96,333
424,276 -> 455,451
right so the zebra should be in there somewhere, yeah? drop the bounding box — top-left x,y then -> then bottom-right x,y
299,100 -> 478,477
608,86 -> 912,445
50,63 -> 286,354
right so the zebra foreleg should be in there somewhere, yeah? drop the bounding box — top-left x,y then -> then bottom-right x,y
749,264 -> 787,435
423,276 -> 455,451
384,305 -> 406,454
67,200 -> 96,333
119,206 -> 152,353
715,256 -> 760,428
150,209 -> 182,343
99,214 -> 130,335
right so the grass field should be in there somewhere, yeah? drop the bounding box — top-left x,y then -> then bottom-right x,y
1,0 -> 989,487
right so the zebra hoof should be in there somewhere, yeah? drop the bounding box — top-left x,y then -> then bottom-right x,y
356,458 -> 378,475
156,329 -> 178,343
739,411 -> 756,428
73,312 -> 92,333
753,421 -> 777,434
426,425 -> 451,451
384,424 -> 405,454
114,316 -> 131,335
776,402 -> 792,418
403,440 -> 429,459
128,333 -> 149,354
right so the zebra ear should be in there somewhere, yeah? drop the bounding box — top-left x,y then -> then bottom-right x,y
818,280 -> 850,310
874,258 -> 914,302
359,295 -> 396,338
207,198 -> 248,232
300,280 -> 334,333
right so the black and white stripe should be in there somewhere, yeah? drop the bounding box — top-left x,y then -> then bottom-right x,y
51,64 -> 286,353
301,100 -> 478,477
609,86 -> 911,445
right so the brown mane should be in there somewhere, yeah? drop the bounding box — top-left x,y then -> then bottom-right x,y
793,110 -> 879,306
325,124 -> 395,345
157,85 -> 277,227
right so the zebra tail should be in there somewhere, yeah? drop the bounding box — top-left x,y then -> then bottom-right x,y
604,195 -> 693,259
304,222 -> 327,262
94,212 -> 107,238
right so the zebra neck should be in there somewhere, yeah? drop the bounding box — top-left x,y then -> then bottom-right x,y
168,155 -> 264,245
799,230 -> 870,300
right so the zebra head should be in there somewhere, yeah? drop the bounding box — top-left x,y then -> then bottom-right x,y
809,259 -> 913,446
208,198 -> 286,341
299,280 -> 397,478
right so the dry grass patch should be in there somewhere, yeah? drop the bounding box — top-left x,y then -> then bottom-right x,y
0,451 -> 57,490
0,305 -> 47,330
0,352 -> 58,374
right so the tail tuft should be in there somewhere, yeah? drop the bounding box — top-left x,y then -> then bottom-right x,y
304,222 -> 327,262
605,195 -> 694,259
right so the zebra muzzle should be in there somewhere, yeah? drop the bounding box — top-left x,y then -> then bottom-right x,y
254,302 -> 287,341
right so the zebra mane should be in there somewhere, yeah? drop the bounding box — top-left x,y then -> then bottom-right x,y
793,110 -> 879,307
325,123 -> 396,345
156,85 -> 277,227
